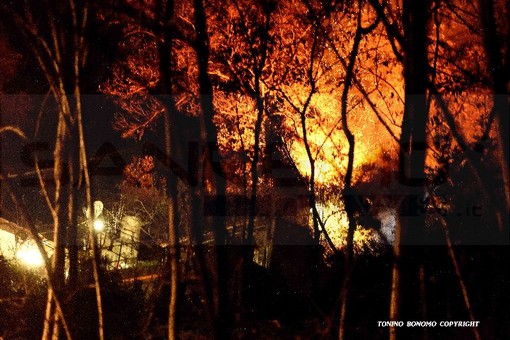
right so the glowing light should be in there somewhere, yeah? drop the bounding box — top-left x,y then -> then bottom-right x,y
314,200 -> 382,255
16,240 -> 44,267
94,219 -> 105,232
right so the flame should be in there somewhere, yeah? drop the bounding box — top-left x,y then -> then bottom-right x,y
282,87 -> 399,185
315,201 -> 381,254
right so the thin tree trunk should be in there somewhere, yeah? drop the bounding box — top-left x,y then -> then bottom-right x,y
245,85 -> 263,259
479,0 -> 510,222
338,5 -> 363,337
193,0 -> 230,336
3,180 -> 73,340
167,200 -> 178,340
51,313 -> 60,340
68,2 -> 104,337
388,221 -> 401,340
336,2 -> 384,335
155,0 -> 179,337
245,7 -> 271,257
67,147 -> 79,287
43,94 -> 71,340
79,117 -> 104,340
76,76 -> 104,340
53,113 -> 69,286
42,290 -> 55,340
163,108 -> 179,340
186,106 -> 216,334
160,93 -> 179,339
393,2 -> 431,339
294,30 -> 319,244
429,197 -> 481,340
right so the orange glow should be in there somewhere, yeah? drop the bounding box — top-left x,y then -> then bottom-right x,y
281,85 -> 401,185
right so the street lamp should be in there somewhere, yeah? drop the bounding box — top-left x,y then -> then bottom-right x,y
93,219 -> 105,232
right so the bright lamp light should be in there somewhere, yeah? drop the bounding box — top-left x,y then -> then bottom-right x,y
16,240 -> 44,267
93,219 -> 105,232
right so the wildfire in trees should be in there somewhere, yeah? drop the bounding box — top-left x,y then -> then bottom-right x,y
0,0 -> 500,256
124,155 -> 164,189
92,0 -> 503,253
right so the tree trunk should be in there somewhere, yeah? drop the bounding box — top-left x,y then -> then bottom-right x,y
393,1 -> 431,339
479,0 -> 510,226
42,108 -> 69,340
155,0 -> 180,338
193,0 -> 231,337
67,145 -> 79,287
338,7 -> 363,338
388,222 -> 401,340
